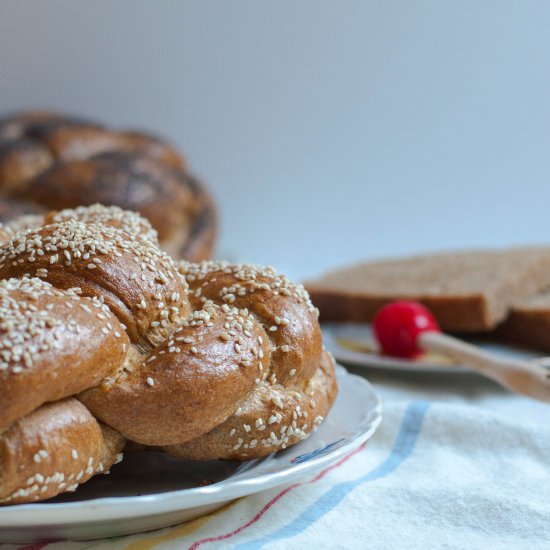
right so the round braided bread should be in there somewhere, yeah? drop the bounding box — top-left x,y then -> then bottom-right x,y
0,205 -> 337,505
0,110 -> 217,261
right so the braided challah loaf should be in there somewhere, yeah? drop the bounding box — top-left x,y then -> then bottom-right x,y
0,205 -> 337,504
0,111 -> 216,261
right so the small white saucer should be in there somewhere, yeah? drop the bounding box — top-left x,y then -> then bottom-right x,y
323,323 -> 546,373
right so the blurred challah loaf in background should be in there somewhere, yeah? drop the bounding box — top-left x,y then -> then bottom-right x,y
0,111 -> 217,261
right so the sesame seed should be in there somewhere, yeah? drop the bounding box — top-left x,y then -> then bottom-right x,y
273,396 -> 284,409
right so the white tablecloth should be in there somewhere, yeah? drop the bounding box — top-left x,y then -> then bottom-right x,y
5,367 -> 550,550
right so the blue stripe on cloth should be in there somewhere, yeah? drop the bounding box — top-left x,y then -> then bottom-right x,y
234,400 -> 431,550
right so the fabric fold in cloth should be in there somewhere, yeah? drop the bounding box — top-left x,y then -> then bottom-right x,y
5,400 -> 550,550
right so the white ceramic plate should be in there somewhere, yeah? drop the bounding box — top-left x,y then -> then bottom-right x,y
0,365 -> 381,543
323,323 -> 547,373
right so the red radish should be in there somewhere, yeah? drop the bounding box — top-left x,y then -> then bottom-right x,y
371,300 -> 550,403
374,301 -> 439,358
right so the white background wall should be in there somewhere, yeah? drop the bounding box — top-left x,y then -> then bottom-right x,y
1,1 -> 549,280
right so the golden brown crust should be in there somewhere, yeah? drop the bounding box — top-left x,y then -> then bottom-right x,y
181,261 -> 322,386
45,203 -> 159,246
151,261 -> 337,461
0,399 -> 124,505
164,351 -> 337,460
0,206 -> 337,503
0,277 -> 129,431
81,259 -> 337,456
80,302 -> 269,446
0,111 -> 216,261
0,219 -> 190,348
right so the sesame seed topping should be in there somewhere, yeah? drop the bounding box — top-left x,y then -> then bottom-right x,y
273,396 -> 284,409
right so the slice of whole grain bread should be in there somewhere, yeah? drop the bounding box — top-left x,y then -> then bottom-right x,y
495,291 -> 550,352
305,248 -> 550,332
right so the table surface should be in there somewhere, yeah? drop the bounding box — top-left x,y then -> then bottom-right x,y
1,350 -> 548,550
350,364 -> 550,426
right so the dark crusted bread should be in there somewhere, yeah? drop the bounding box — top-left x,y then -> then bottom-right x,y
494,290 -> 550,352
305,248 -> 550,332
0,110 -> 216,261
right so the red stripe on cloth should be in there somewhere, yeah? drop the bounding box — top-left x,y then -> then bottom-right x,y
17,544 -> 51,550
188,442 -> 367,550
